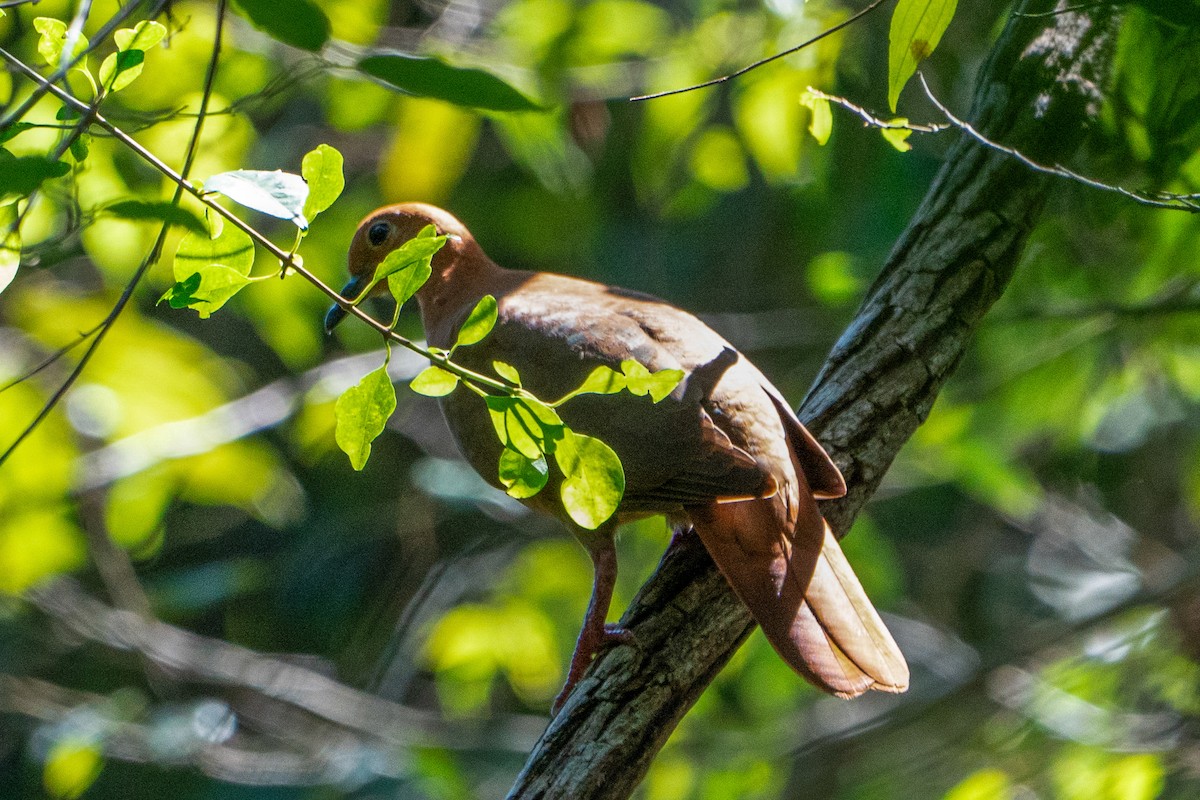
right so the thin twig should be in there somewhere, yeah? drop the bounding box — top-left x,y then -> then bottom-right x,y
629,0 -> 891,102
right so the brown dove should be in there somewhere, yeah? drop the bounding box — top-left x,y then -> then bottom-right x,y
327,202 -> 908,709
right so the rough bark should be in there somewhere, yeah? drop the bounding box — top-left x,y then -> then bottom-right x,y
508,2 -> 1121,798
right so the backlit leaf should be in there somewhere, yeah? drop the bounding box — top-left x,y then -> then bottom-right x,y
233,0 -> 331,52
359,53 -> 542,112
484,396 -> 564,460
98,48 -> 145,92
174,219 -> 255,280
574,365 -> 627,396
499,447 -> 549,499
492,360 -> 522,385
372,225 -> 447,307
161,265 -> 252,318
203,169 -> 309,228
0,152 -> 70,201
554,429 -> 625,530
103,200 -> 206,234
335,365 -> 396,470
43,739 -> 102,800
34,18 -> 89,68
301,144 -> 344,220
114,20 -> 167,52
888,0 -> 958,111
454,294 -> 497,348
621,359 -> 684,402
800,90 -> 833,146
410,365 -> 460,396
881,122 -> 914,152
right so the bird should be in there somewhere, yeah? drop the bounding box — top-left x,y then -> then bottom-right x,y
326,202 -> 908,710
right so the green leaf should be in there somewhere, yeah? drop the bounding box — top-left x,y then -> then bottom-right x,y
0,123 -> 36,145
161,265 -> 251,318
484,396 -> 564,460
43,738 -> 102,800
888,0 -> 958,111
620,359 -> 684,403
174,219 -> 255,280
103,200 -> 207,234
575,365 -> 627,396
410,365 -> 460,396
69,133 -> 90,162
359,53 -> 542,112
881,123 -> 914,152
554,429 -> 625,530
370,225 -> 448,306
0,152 -> 70,201
334,365 -> 396,470
34,18 -> 89,68
454,295 -> 497,348
203,170 -> 309,228
300,144 -> 344,220
114,20 -> 167,52
98,48 -> 145,93
233,0 -> 331,52
799,91 -> 832,146
0,203 -> 20,296
492,360 -> 522,386
498,448 -> 548,499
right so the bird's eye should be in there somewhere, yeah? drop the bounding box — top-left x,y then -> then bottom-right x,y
367,221 -> 390,246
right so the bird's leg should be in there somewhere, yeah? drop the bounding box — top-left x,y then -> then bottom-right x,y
553,534 -> 626,713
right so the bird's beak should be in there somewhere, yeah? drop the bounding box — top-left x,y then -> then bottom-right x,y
324,275 -> 367,334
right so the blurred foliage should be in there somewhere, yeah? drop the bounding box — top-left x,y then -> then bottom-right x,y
1,0 -> 1200,798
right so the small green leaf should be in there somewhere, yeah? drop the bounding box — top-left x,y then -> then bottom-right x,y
34,18 -> 89,68
620,360 -> 684,403
0,152 -> 70,201
410,365 -> 460,396
43,738 -> 102,800
69,133 -> 90,162
99,48 -> 146,93
174,219 -> 255,280
574,365 -> 627,396
161,265 -> 251,318
484,396 -> 564,460
0,203 -> 20,296
359,53 -> 542,112
371,225 -> 447,307
554,429 -> 625,530
114,20 -> 167,52
499,447 -> 549,499
881,123 -> 914,152
0,122 -> 36,145
799,91 -> 832,146
203,169 -> 309,228
335,365 -> 396,470
492,360 -> 522,385
300,144 -> 344,220
233,0 -> 331,52
454,295 -> 497,348
104,200 -> 206,234
888,0 -> 958,111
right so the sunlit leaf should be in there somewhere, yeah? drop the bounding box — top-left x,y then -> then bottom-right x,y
799,90 -> 833,146
43,738 -> 102,800
499,447 -> 549,499
410,365 -> 460,396
334,365 -> 396,470
233,0 -> 331,52
554,429 -> 624,530
944,768 -> 1013,800
300,143 -> 344,220
371,225 -> 448,306
888,0 -> 958,111
454,294 -> 497,348
34,18 -> 89,68
0,152 -> 70,201
882,123 -> 914,152
359,52 -> 542,112
621,359 -> 684,402
114,20 -> 167,51
103,200 -> 207,234
492,360 -> 522,385
0,203 -> 19,296
203,169 -> 309,228
0,507 -> 84,595
69,133 -> 89,162
161,265 -> 252,318
484,396 -> 563,460
173,220 -> 255,280
98,48 -> 145,92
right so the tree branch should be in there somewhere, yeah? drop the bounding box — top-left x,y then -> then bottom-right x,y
508,2 -> 1123,797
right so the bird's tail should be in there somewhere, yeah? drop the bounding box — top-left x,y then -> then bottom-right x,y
690,500 -> 908,697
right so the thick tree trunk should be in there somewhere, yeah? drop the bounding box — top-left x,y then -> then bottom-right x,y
508,2 -> 1121,798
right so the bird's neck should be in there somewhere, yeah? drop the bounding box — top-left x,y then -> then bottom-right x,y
416,240 -> 508,347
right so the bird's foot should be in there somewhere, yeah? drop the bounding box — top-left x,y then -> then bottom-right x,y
551,624 -> 634,716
